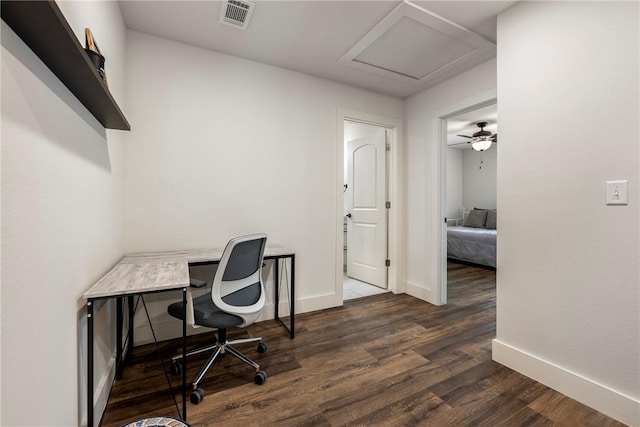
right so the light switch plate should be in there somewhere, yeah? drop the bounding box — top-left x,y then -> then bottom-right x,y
606,180 -> 628,205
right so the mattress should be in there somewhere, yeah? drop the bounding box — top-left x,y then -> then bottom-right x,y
447,226 -> 496,268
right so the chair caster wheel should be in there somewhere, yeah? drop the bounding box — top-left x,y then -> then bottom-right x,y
170,361 -> 183,376
257,342 -> 267,353
190,388 -> 204,404
254,370 -> 267,385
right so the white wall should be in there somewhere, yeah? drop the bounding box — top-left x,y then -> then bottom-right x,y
404,59 -> 496,303
493,2 -> 639,425
446,148 -> 463,220
1,2 -> 127,426
463,147 -> 496,210
123,31 -> 403,342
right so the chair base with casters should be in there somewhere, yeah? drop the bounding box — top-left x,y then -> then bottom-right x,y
168,327 -> 267,404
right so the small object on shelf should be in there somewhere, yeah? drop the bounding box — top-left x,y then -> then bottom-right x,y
0,1 -> 129,130
85,27 -> 97,51
84,28 -> 107,87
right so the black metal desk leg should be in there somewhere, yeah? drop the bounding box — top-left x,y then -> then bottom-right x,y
274,258 -> 279,320
128,296 -> 134,355
182,288 -> 187,421
290,255 -> 295,339
116,298 -> 123,379
273,255 -> 295,339
87,300 -> 94,427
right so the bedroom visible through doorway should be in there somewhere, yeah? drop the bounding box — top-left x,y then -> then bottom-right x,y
442,101 -> 497,303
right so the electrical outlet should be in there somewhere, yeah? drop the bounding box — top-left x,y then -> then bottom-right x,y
606,180 -> 628,205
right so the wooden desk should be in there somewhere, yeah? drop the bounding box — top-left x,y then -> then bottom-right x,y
83,245 -> 295,427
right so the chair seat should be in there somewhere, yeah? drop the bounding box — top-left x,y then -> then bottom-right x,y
168,294 -> 243,329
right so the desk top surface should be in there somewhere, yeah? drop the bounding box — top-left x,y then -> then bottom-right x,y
84,245 -> 294,300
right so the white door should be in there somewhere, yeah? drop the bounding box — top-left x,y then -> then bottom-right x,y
346,128 -> 387,288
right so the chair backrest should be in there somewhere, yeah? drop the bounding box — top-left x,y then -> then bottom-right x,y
211,233 -> 267,327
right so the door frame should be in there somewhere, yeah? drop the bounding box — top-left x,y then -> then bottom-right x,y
337,109 -> 403,302
436,95 -> 497,305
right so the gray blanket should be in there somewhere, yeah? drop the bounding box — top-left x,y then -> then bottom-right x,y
447,226 -> 496,268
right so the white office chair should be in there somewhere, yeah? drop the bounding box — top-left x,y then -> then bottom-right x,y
167,234 -> 268,404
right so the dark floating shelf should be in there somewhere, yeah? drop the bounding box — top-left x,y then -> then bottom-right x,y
1,1 -> 130,130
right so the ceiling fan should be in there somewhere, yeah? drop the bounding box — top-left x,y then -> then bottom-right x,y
454,121 -> 497,151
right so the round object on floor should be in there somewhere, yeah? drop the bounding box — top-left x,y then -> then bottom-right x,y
122,416 -> 191,427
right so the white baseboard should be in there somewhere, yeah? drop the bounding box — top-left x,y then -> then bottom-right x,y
492,339 -> 640,427
81,355 -> 116,427
296,292 -> 342,314
405,280 -> 435,304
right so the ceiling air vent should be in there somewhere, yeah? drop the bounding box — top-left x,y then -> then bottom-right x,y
219,0 -> 255,30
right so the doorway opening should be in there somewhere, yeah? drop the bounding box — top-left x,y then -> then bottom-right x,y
439,98 -> 497,304
343,121 -> 389,300
336,110 -> 402,304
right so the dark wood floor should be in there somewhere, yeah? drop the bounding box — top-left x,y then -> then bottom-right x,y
101,261 -> 624,427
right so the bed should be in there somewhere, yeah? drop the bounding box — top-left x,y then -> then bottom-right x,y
447,208 -> 496,268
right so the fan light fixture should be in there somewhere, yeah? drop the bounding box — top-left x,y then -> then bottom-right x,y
456,121 -> 496,152
471,136 -> 493,152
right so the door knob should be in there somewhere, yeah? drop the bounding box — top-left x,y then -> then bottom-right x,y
346,213 -> 352,218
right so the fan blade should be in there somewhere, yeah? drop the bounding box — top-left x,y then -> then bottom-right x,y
457,134 -> 472,139
448,141 -> 470,147
491,134 -> 498,142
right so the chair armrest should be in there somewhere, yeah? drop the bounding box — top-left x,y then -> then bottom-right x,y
190,278 -> 207,288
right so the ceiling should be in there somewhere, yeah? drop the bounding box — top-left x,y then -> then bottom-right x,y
447,103 -> 497,150
119,1 -> 516,98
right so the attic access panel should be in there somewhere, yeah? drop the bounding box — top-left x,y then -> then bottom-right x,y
338,1 -> 495,86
